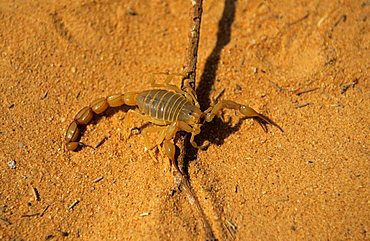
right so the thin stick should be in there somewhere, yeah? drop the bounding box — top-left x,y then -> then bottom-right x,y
176,1 -> 216,240
32,186 -> 41,201
178,0 -> 202,174
68,199 -> 80,210
180,172 -> 216,240
0,217 -> 11,225
181,0 -> 203,90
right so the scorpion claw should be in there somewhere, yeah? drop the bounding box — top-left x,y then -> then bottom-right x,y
255,119 -> 268,133
240,105 -> 283,132
255,114 -> 284,133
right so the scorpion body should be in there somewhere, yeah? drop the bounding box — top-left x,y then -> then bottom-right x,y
136,89 -> 201,124
65,82 -> 282,164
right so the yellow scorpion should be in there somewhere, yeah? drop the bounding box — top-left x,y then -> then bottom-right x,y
65,81 -> 282,164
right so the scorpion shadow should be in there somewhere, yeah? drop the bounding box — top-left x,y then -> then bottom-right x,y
181,0 -> 238,169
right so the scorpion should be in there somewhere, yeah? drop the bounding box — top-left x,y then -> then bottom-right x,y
65,80 -> 282,165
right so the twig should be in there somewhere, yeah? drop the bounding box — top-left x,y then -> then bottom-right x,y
295,87 -> 319,96
178,0 -> 202,176
288,12 -> 309,26
21,213 -> 40,218
139,212 -> 150,217
181,0 -> 203,90
295,102 -> 311,109
40,205 -> 50,217
180,174 -> 216,240
269,80 -> 284,92
340,79 -> 358,94
95,136 -> 108,149
176,0 -> 204,175
32,186 -> 41,201
58,230 -> 69,237
213,88 -> 225,103
0,217 -> 11,225
68,199 -> 80,210
333,14 -> 347,28
92,176 -> 104,183
177,0 -> 203,177
45,234 -> 55,240
175,1 -> 216,240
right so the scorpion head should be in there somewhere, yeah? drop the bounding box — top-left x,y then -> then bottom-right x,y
188,107 -> 202,125
178,102 -> 202,126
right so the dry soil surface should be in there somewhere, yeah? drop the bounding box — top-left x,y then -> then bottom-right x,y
1,0 -> 369,240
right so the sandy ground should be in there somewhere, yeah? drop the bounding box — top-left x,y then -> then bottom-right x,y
0,0 -> 369,240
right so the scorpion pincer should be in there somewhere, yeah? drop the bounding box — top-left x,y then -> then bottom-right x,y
65,82 -> 282,164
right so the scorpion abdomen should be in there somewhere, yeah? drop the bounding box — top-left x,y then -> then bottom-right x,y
136,89 -> 197,123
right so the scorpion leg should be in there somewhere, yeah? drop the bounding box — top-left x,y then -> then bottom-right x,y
142,126 -> 167,150
167,121 -> 205,150
142,126 -> 167,162
181,78 -> 199,107
161,121 -> 205,166
142,122 -> 191,167
204,100 -> 283,132
124,109 -> 169,162
124,109 -> 166,139
162,122 -> 181,167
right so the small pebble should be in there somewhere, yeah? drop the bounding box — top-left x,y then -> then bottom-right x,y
139,212 -> 150,217
234,84 -> 242,94
127,7 -> 137,16
45,234 -> 55,240
59,230 -> 69,237
252,66 -> 258,74
131,128 -> 141,135
8,160 -> 16,169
